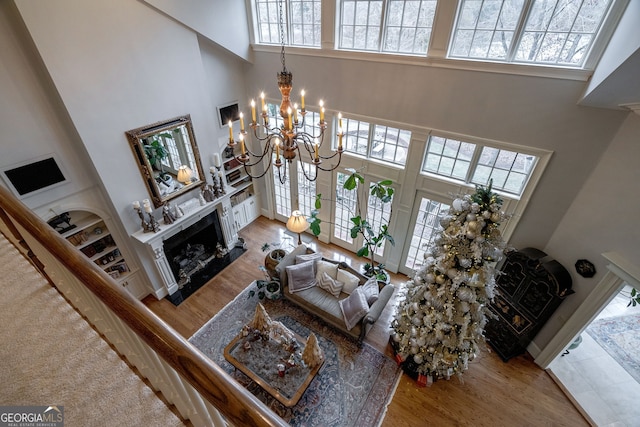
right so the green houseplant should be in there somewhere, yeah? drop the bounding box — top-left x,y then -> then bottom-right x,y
248,266 -> 281,300
308,168 -> 395,282
143,133 -> 171,175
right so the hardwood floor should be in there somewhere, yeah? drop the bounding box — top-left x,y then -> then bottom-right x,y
143,216 -> 589,427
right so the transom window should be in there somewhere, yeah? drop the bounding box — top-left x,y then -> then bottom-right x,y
423,135 -> 538,196
255,0 -> 321,47
449,0 -> 614,67
339,117 -> 411,166
339,0 -> 438,54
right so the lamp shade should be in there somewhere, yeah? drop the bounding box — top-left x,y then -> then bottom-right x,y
177,165 -> 192,184
286,210 -> 309,234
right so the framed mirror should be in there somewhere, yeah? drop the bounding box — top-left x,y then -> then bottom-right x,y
126,115 -> 205,208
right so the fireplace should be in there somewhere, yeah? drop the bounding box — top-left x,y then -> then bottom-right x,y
162,211 -> 243,305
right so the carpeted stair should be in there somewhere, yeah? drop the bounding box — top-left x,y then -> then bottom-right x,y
0,232 -> 185,427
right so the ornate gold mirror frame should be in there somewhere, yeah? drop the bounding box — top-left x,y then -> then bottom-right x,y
126,115 -> 205,208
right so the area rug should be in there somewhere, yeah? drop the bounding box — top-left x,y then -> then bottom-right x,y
189,285 -> 401,427
586,314 -> 640,383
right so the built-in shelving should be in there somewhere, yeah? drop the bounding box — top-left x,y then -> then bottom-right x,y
222,148 -> 259,230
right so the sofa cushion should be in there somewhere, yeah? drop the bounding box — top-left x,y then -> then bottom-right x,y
338,269 -> 360,294
361,276 -> 379,305
316,260 -> 338,280
317,271 -> 344,298
339,287 -> 369,331
286,260 -> 317,293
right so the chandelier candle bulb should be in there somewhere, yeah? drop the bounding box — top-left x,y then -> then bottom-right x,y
293,103 -> 299,123
275,140 -> 280,160
338,131 -> 343,151
287,107 -> 292,130
314,141 -> 319,160
239,112 -> 245,133
300,90 -> 305,111
338,113 -> 343,129
250,100 -> 256,124
240,133 -> 246,155
261,92 -> 265,112
320,106 -> 325,124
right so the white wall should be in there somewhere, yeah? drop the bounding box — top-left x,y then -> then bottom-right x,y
534,112 -> 640,351
243,50 -> 628,251
0,1 -> 97,209
143,0 -> 253,62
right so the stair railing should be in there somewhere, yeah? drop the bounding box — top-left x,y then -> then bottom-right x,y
0,185 -> 287,427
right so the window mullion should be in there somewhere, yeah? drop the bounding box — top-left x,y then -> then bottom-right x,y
507,0 -> 534,62
379,0 -> 389,52
465,144 -> 484,185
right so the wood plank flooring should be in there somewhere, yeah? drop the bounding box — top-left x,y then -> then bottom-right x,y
143,216 -> 589,427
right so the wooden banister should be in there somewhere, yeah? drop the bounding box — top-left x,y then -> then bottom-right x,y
0,186 -> 287,427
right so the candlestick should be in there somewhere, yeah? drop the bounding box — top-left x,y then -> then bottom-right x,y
212,153 -> 221,168
144,204 -> 152,213
132,200 -> 140,209
228,120 -> 233,141
239,112 -> 245,133
300,90 -> 305,111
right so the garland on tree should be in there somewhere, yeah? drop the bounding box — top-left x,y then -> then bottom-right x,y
390,181 -> 508,386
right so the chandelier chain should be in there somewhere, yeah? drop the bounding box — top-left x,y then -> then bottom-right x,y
278,0 -> 287,72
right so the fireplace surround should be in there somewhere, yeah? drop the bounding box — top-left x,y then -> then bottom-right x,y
131,196 -> 239,299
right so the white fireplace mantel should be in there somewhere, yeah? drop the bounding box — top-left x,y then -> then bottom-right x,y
130,195 -> 238,298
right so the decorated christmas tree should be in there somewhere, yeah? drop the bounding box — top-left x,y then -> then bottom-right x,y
390,181 -> 508,385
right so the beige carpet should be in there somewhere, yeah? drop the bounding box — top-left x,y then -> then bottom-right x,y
0,232 -> 185,427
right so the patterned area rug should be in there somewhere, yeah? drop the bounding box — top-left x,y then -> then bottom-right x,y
586,314 -> 640,383
189,285 -> 400,427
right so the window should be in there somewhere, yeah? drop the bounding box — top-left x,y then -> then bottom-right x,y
367,188 -> 393,256
255,0 -> 321,47
449,0 -> 614,67
404,197 -> 448,271
339,117 -> 411,166
422,135 -> 538,196
334,171 -> 358,244
339,0 -> 437,55
297,161 -> 316,217
272,154 -> 292,217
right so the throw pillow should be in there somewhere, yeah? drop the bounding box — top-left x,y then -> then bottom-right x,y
337,269 -> 360,294
361,276 -> 380,305
295,252 -> 323,267
339,287 -> 369,331
317,271 -> 344,298
315,260 -> 338,281
275,244 -> 309,284
286,260 -> 317,293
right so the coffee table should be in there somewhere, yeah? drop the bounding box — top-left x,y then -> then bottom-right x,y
224,330 -> 323,407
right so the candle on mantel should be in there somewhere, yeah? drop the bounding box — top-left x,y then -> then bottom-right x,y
239,112 -> 245,133
212,153 -> 221,168
250,100 -> 256,123
132,200 -> 140,209
300,90 -> 305,111
228,120 -> 233,141
142,199 -> 150,207
144,204 -> 152,213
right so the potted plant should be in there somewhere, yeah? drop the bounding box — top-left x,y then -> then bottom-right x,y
262,235 -> 294,279
248,266 -> 281,300
143,133 -> 171,176
308,168 -> 395,281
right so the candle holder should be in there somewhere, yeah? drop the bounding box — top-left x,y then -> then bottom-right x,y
210,166 -> 226,198
135,207 -> 153,233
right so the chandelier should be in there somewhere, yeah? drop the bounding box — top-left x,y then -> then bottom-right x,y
227,0 -> 343,184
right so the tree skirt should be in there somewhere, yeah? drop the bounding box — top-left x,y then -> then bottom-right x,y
189,288 -> 401,427
586,314 -> 640,383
